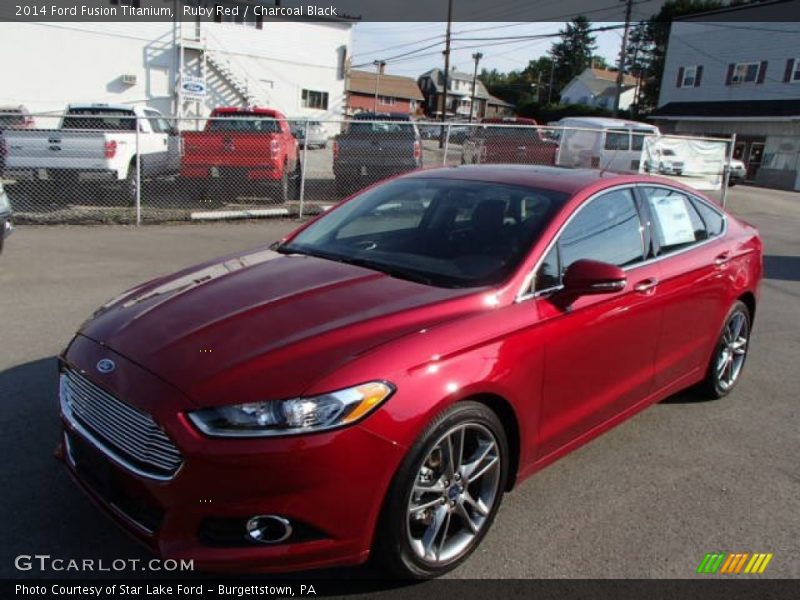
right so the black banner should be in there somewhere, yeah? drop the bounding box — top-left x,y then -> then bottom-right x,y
4,579 -> 800,600
1,0 -> 800,23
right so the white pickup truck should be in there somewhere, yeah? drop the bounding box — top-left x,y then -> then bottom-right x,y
1,103 -> 180,202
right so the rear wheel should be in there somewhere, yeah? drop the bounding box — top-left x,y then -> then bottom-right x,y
375,401 -> 508,579
698,301 -> 751,398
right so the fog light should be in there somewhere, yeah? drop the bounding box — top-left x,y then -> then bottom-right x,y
246,515 -> 292,544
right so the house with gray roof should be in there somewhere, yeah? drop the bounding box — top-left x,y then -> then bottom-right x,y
418,67 -> 515,119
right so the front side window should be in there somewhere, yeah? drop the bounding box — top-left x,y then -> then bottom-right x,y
281,178 -> 568,288
640,187 -> 708,254
559,189 -> 644,270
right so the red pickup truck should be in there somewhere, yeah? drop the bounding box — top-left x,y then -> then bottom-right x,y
181,107 -> 300,203
461,117 -> 558,166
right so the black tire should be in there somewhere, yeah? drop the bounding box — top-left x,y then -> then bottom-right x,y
271,165 -> 289,203
123,161 -> 139,206
374,401 -> 508,579
334,177 -> 350,198
697,300 -> 752,399
288,160 -> 301,201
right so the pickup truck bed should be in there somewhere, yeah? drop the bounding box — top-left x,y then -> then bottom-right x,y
333,114 -> 422,196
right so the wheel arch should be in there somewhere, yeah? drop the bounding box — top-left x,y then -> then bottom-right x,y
738,291 -> 756,323
460,392 -> 521,492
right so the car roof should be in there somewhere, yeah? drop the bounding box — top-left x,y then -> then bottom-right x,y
353,112 -> 411,120
67,103 -> 137,112
212,106 -> 285,117
558,116 -> 658,130
404,164 -> 683,196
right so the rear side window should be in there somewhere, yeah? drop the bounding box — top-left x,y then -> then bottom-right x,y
604,130 -> 630,151
690,197 -> 724,236
641,187 -> 708,254
559,189 -> 644,270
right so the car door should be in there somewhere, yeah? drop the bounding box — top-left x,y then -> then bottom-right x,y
532,186 -> 664,457
637,185 -> 732,393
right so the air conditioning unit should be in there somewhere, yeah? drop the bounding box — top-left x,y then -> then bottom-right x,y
121,74 -> 137,86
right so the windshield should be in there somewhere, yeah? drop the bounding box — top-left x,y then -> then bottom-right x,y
62,109 -> 136,131
208,114 -> 282,133
279,178 -> 568,288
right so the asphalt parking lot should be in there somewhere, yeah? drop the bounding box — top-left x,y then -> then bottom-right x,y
0,185 -> 798,580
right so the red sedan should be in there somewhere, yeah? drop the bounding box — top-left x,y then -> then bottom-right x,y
58,166 -> 761,578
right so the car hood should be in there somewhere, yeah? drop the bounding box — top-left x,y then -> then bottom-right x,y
80,247 -> 480,406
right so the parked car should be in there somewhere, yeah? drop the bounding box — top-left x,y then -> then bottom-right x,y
0,181 -> 12,254
418,123 -> 443,140
728,158 -> 746,186
461,117 -> 558,166
555,117 -> 660,172
333,112 -> 422,196
288,119 -> 328,148
0,103 -> 179,203
181,107 -> 300,203
57,165 -> 761,578
644,147 -> 685,176
0,105 -> 34,131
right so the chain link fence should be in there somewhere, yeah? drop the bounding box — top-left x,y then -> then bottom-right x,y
0,111 -> 735,225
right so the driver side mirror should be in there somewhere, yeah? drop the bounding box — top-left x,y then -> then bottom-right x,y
560,259 -> 627,299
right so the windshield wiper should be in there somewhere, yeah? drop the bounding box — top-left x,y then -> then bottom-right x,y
277,245 -> 435,286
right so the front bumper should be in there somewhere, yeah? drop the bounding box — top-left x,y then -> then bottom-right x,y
59,335 -> 405,572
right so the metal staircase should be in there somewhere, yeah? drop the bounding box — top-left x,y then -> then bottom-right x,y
176,21 -> 271,110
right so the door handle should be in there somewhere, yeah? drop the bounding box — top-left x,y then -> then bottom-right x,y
634,278 -> 659,293
714,252 -> 732,266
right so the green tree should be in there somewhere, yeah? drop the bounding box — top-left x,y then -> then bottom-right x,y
549,16 -> 598,100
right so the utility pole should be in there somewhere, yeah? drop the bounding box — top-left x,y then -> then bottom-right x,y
613,0 -> 634,118
373,60 -> 386,112
468,51 -> 483,122
547,59 -> 555,104
440,0 -> 453,148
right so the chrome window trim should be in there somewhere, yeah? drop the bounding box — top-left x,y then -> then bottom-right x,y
516,183 -> 728,302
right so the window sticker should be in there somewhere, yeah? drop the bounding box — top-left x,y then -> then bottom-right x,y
650,196 -> 696,246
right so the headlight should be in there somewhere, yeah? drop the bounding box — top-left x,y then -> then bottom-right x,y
187,381 -> 394,438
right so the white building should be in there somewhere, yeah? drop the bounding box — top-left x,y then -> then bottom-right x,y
559,68 -> 639,111
0,1 -> 353,124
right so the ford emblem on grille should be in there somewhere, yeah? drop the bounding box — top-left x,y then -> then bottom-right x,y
96,359 -> 116,373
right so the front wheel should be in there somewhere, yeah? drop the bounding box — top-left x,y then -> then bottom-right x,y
374,401 -> 508,579
698,300 -> 751,398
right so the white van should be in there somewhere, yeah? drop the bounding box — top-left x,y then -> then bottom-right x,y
555,117 -> 660,173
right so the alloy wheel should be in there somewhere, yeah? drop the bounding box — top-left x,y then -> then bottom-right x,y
406,423 -> 501,565
716,310 -> 749,391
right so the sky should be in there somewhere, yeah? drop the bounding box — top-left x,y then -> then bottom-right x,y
351,21 -> 627,78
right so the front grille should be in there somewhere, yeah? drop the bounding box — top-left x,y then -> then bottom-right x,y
61,368 -> 183,479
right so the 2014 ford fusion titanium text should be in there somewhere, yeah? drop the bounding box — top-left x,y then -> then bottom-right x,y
58,165 -> 762,578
